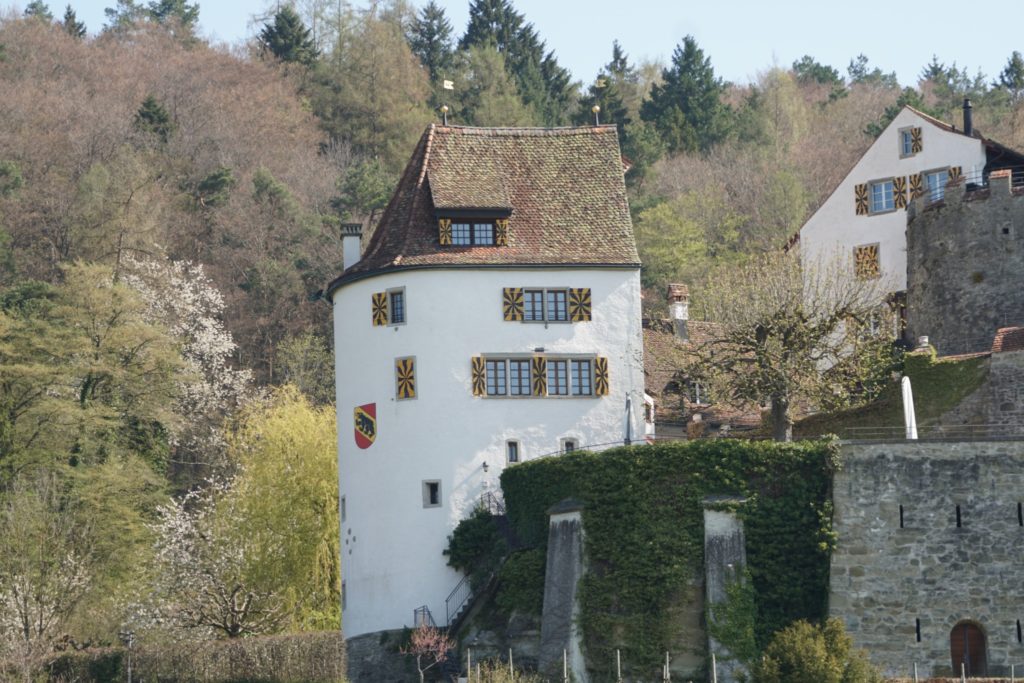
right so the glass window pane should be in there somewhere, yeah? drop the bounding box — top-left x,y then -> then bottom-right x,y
571,360 -> 592,395
486,360 -> 506,395
452,223 -> 471,245
926,171 -> 945,202
547,360 -> 567,395
510,360 -> 531,395
524,290 -> 545,321
389,290 -> 404,324
547,290 -> 568,321
474,223 -> 494,245
871,181 -> 894,212
506,441 -> 519,463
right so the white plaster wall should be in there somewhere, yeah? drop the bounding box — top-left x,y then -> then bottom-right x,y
800,108 -> 986,292
332,267 -> 645,638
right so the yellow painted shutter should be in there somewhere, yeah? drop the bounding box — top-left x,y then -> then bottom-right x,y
909,173 -> 923,200
503,287 -> 524,321
594,357 -> 609,396
854,183 -> 869,215
372,292 -> 388,326
438,218 -> 452,245
854,245 -> 880,279
495,218 -> 509,246
893,176 -> 908,209
911,127 -> 923,153
531,356 -> 547,396
569,288 -> 592,322
395,357 -> 416,399
948,166 -> 962,184
471,357 -> 486,396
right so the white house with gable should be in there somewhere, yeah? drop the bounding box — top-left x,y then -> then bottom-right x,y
326,124 -> 647,639
798,100 -> 1024,302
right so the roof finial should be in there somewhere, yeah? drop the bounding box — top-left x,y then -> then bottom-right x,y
440,105 -> 449,126
592,104 -> 601,126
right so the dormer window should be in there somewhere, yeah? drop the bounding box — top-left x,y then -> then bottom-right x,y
452,222 -> 494,245
438,216 -> 509,246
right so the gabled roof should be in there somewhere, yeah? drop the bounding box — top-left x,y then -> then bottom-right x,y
328,125 -> 639,294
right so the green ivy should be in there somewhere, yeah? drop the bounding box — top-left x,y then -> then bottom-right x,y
499,439 -> 838,678
444,506 -> 507,590
495,548 -> 546,615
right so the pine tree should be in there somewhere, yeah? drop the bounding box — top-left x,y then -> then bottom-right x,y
61,5 -> 86,38
792,55 -> 841,86
23,1 -> 54,21
134,95 -> 173,144
998,51 -> 1024,104
146,0 -> 199,32
640,36 -> 731,154
408,1 -> 454,83
259,6 -> 319,67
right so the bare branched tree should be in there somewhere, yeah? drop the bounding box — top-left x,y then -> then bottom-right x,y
401,623 -> 455,683
696,252 -> 897,441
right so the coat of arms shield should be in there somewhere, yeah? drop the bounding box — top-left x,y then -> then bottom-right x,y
354,403 -> 376,449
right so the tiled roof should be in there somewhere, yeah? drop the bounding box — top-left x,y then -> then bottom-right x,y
328,125 -> 639,293
992,326 -> 1024,353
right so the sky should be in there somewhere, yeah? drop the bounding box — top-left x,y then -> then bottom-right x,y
12,0 -> 1024,89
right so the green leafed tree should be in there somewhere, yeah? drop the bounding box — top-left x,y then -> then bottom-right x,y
331,157 -> 393,224
451,44 -> 537,127
846,53 -> 898,88
997,50 -> 1024,104
259,5 -> 319,67
792,55 -> 842,86
61,4 -> 86,37
753,618 -> 882,683
23,1 -> 54,21
407,0 -> 454,84
134,94 -> 173,143
640,35 -> 732,154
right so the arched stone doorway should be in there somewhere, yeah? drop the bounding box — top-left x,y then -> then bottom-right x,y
950,621 -> 987,677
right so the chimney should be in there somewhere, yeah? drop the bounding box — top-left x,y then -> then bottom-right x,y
342,223 -> 363,271
667,283 -> 689,341
963,98 -> 973,137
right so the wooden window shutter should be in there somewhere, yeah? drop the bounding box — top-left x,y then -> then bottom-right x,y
503,287 -> 524,321
909,173 -> 924,200
371,292 -> 388,326
495,218 -> 509,246
911,127 -> 923,153
569,288 -> 592,322
395,357 -> 416,399
471,357 -> 486,396
893,176 -> 908,209
854,183 -> 869,215
594,357 -> 609,396
854,244 -> 880,279
438,218 -> 452,245
531,356 -> 547,396
948,166 -> 962,184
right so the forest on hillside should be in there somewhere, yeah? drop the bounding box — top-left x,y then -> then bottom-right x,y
1,0 -> 1024,675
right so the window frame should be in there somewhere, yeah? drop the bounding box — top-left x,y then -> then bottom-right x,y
506,440 -> 520,464
898,127 -> 917,158
869,178 -> 896,214
422,480 -> 442,508
387,287 -> 406,325
561,437 -> 578,453
522,287 -> 571,324
449,220 -> 497,246
481,354 -> 598,399
923,167 -> 949,204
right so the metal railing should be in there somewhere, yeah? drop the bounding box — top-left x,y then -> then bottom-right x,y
919,165 -> 1024,206
478,489 -> 506,515
444,574 -> 473,628
413,605 -> 436,628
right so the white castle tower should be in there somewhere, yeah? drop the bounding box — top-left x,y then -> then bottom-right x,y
326,125 -> 646,639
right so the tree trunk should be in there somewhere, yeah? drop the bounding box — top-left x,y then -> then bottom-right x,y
770,396 -> 793,442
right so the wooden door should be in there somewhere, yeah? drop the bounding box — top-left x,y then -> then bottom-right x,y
950,621 -> 987,677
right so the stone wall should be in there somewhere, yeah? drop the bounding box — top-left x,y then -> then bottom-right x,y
906,174 -> 1024,355
830,440 -> 1024,677
937,349 -> 1024,434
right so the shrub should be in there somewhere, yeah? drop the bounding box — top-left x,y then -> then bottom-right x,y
445,507 -> 507,590
495,548 -> 546,615
752,618 -> 881,683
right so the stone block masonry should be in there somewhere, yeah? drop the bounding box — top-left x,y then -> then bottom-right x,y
906,172 -> 1024,356
830,441 -> 1024,678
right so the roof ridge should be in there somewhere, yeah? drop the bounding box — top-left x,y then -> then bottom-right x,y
434,125 -> 618,137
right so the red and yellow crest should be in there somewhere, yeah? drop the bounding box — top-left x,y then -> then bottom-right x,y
354,403 -> 376,449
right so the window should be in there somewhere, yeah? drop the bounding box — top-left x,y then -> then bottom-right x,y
509,360 -> 531,396
486,359 -> 507,396
899,128 -> 917,157
389,289 -> 405,324
450,222 -> 496,246
341,495 -> 346,523
562,438 -> 577,453
395,356 -> 416,400
422,480 -> 441,507
547,360 -> 568,395
924,169 -> 948,203
342,580 -> 346,611
523,288 -> 570,323
689,380 -> 710,405
571,359 -> 592,396
506,440 -> 520,464
870,179 -> 894,213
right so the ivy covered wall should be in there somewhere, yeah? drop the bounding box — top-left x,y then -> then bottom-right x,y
499,439 -> 838,678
